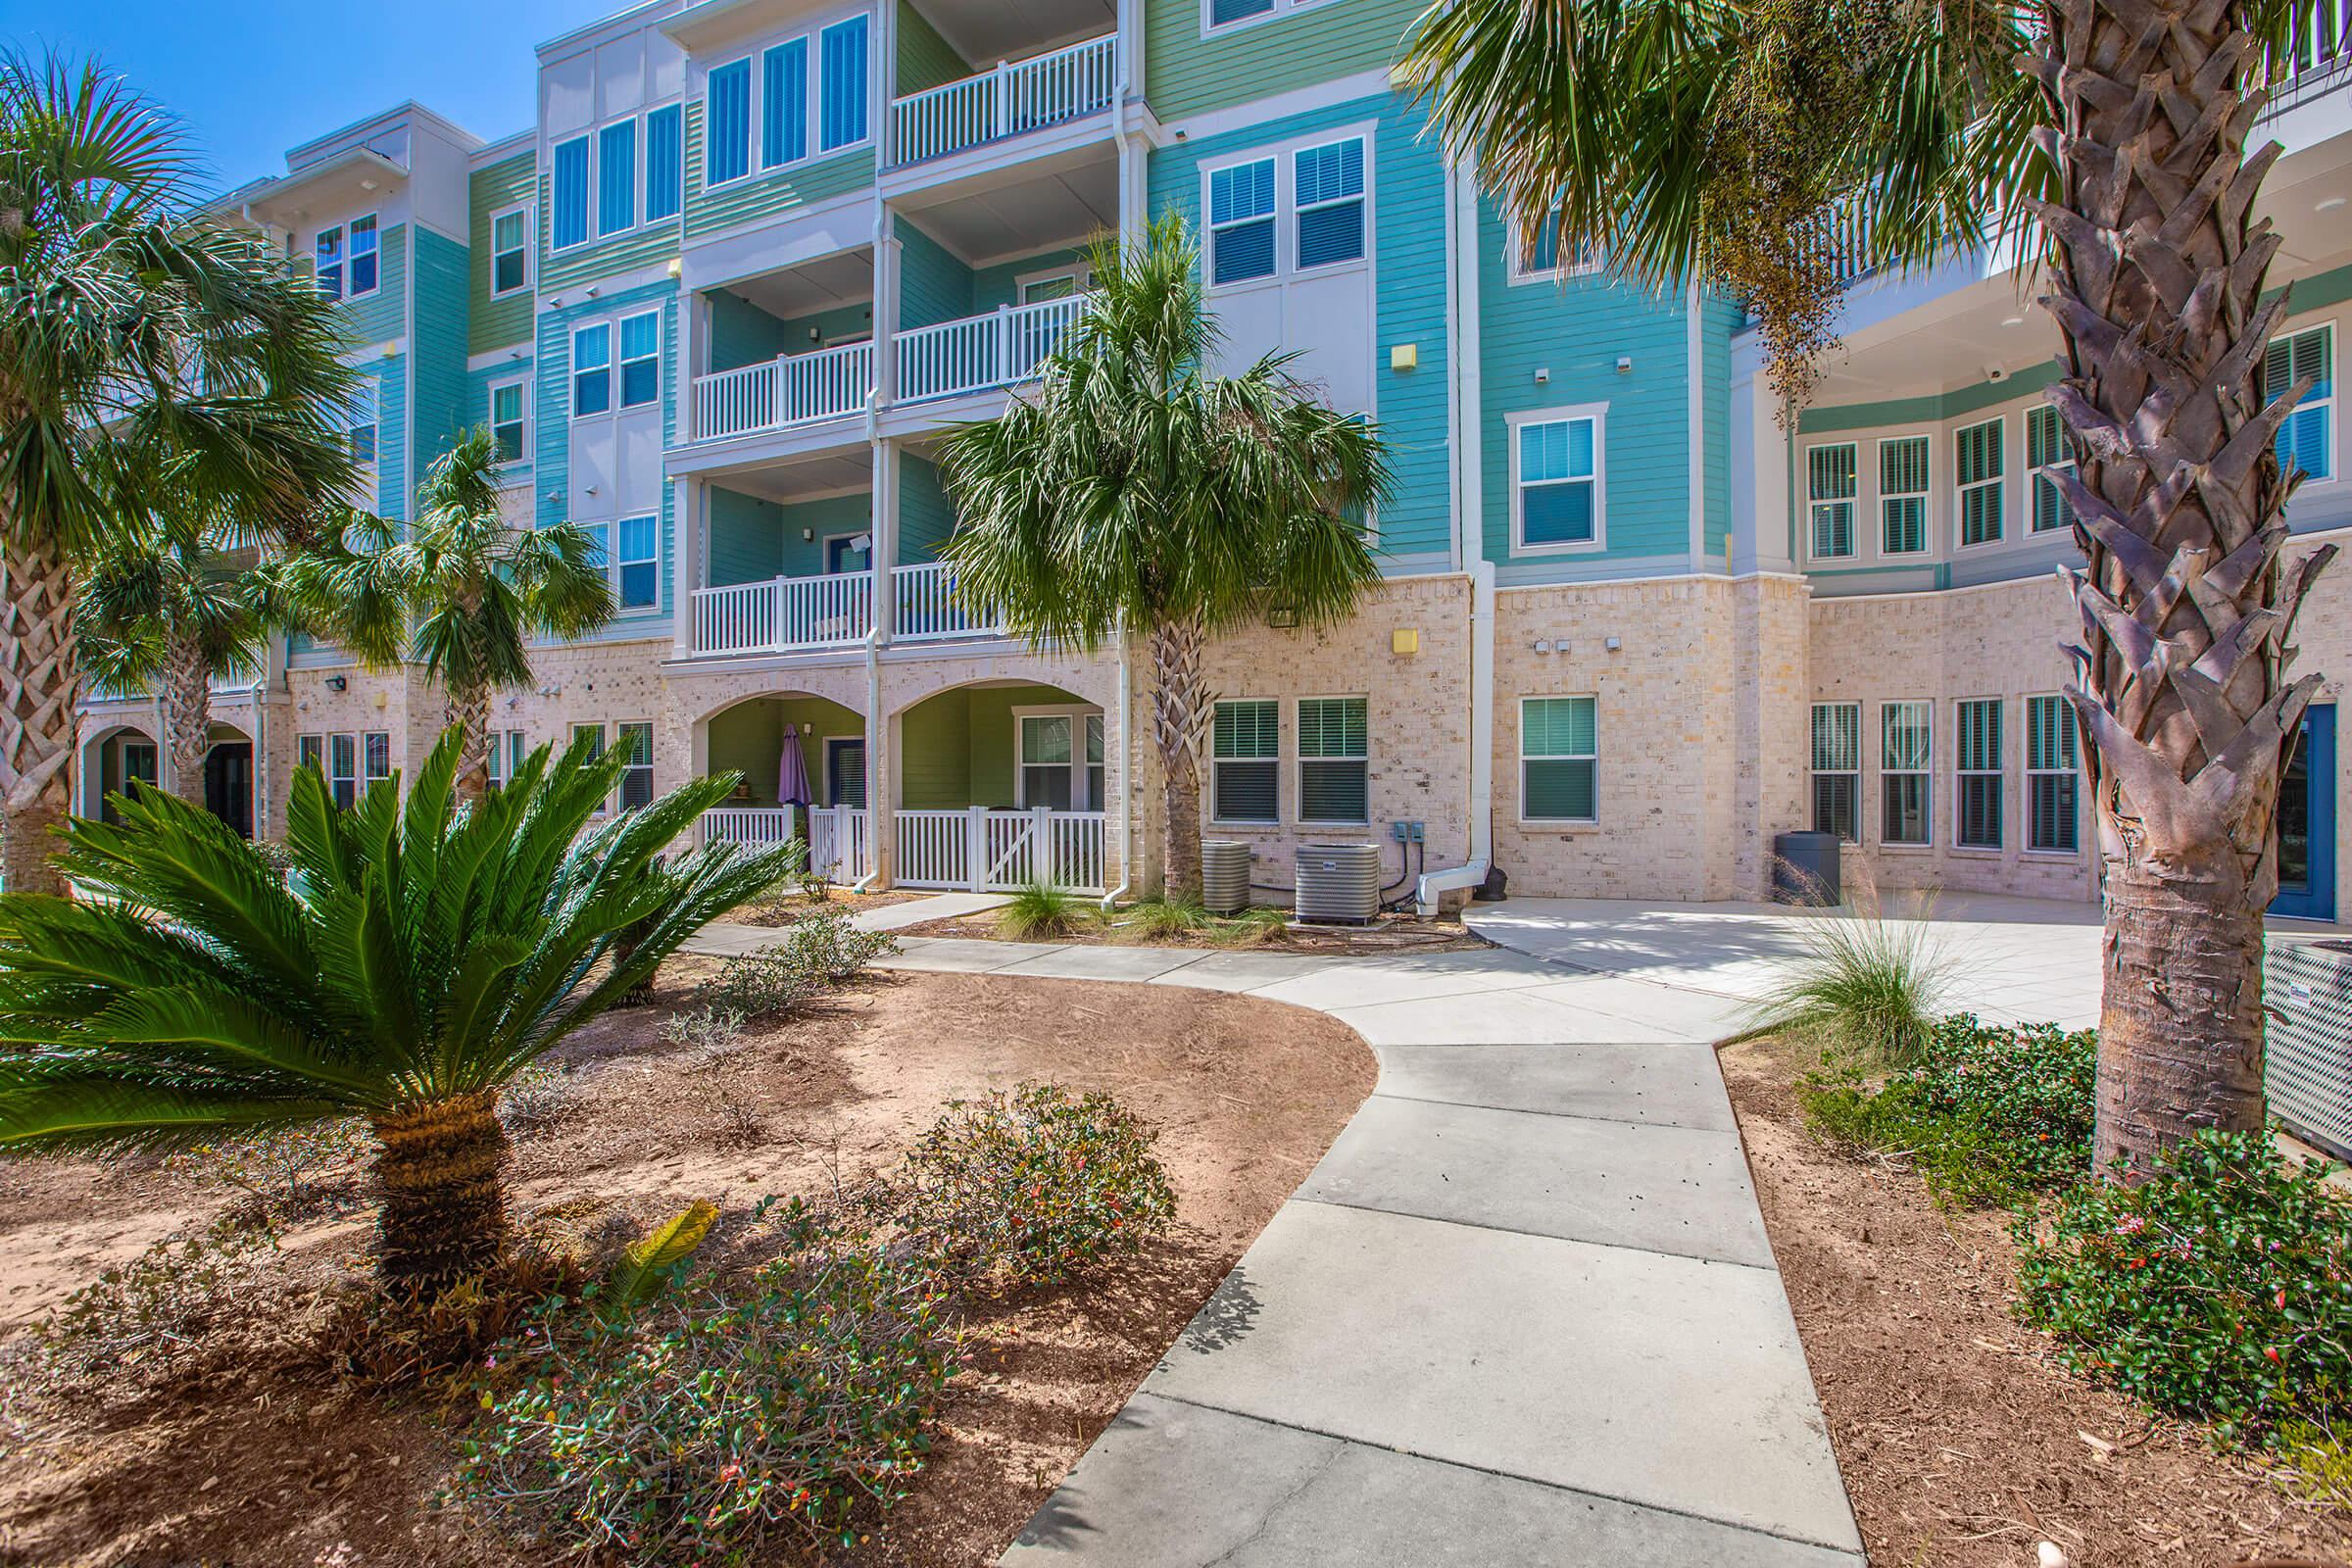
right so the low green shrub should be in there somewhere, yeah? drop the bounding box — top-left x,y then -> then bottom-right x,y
694,952 -> 819,1017
997,882 -> 1094,941
661,1004 -> 749,1061
1798,1013 -> 2097,1206
2013,1128 -> 2352,1446
771,908 -> 901,985
1208,905 -> 1292,947
454,1201 -> 955,1561
880,1083 -> 1176,1289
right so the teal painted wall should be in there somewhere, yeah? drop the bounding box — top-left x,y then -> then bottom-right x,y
900,453 -> 955,562
534,279 -> 678,633
896,217 -> 973,329
708,292 -> 873,372
370,354 -> 408,521
468,151 -> 537,353
971,245 -> 1090,312
683,101 -> 874,244
410,227 -> 472,485
1145,91 -> 1452,567
1144,0 -> 1425,122
463,360 -> 533,480
1702,294 -> 1741,562
896,0 -> 972,94
899,683 -> 1092,808
344,222 -> 409,345
708,488 -> 872,585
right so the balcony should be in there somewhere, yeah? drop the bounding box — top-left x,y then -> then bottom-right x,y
691,340 -> 874,444
896,293 -> 1092,404
888,33 -> 1117,170
690,568 -> 873,656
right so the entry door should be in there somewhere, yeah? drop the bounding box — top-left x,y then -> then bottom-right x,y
827,738 -> 867,809
2273,706 -> 2336,921
205,742 -> 255,840
826,534 -> 869,574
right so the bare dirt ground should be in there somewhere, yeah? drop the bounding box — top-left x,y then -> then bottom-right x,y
1721,1033 -> 2352,1568
0,963 -> 1374,1568
732,888 -> 936,927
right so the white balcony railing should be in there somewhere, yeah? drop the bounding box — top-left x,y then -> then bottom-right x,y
701,805 -> 871,882
892,560 -> 1003,641
889,33 -> 1117,169
896,806 -> 1106,893
896,293 -> 1090,404
690,569 -> 873,656
691,340 -> 874,443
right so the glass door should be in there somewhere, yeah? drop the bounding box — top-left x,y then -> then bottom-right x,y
2272,706 -> 2337,921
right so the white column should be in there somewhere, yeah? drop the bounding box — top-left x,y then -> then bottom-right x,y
870,437 -> 900,641
1730,337 -> 1794,576
671,475 -> 702,659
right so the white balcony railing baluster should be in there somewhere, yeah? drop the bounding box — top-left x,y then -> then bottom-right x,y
689,340 -> 874,443
888,33 -> 1116,168
892,561 -> 1003,641
689,568 -> 874,656
895,293 -> 1089,404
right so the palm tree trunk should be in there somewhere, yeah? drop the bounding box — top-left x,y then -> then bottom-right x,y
2031,0 -> 2334,1175
0,528 -> 78,898
161,628 -> 213,810
1148,612 -> 1211,906
448,671 -> 491,804
371,1090 -> 511,1293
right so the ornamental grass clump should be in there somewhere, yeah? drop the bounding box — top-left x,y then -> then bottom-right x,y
2013,1128 -> 2352,1446
997,882 -> 1095,941
880,1083 -> 1176,1290
1745,877 -> 1954,1064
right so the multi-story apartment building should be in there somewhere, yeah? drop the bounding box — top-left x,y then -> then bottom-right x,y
74,0 -> 2352,923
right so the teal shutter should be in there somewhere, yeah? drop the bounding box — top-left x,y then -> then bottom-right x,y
645,105 -> 682,220
707,60 -> 752,183
763,39 -> 808,167
819,17 -> 869,151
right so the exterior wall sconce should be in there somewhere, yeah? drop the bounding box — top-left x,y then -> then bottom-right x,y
325,675 -> 347,692
1266,605 -> 1298,629
1390,343 -> 1417,371
1392,628 -> 1420,656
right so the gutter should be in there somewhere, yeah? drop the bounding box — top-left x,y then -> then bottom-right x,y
852,628 -> 884,892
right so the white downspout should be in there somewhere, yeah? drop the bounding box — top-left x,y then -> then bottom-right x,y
1099,614 -> 1133,910
1097,0 -> 1139,911
854,631 -> 884,892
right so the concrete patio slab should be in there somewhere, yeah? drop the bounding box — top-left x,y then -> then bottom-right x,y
850,892 -> 1007,931
1372,1041 -> 1738,1130
1327,985 -> 1704,1047
1142,950 -> 1336,992
880,937 -> 1056,973
1142,1200 -> 1859,1553
988,946 -> 1215,982
1298,1095 -> 1774,1265
1516,972 -> 1760,1042
1239,949 -> 1564,1010
1004,1393 -> 1860,1568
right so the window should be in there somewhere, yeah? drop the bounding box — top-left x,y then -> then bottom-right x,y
313,217 -> 377,302
313,224 -> 344,299
1880,435 -> 1929,554
328,732 -> 359,809
616,515 -> 659,610
348,216 -> 378,297
1514,413 -> 1601,549
1810,702 -> 1859,843
818,16 -> 869,152
1294,138 -> 1365,270
1881,700 -> 1932,845
364,730 -> 392,792
1955,698 -> 2002,850
572,322 -> 611,416
553,136 -> 590,249
2027,406 -> 2077,533
1208,0 -> 1275,24
1511,200 -> 1595,281
1807,443 -> 1857,559
1521,697 -> 1597,823
1208,158 -> 1276,285
486,729 -> 528,790
491,208 -> 528,295
762,38 -> 808,169
346,378 -> 378,466
618,311 -> 661,408
827,737 -> 867,808
645,104 -> 683,221
616,722 -> 654,810
597,120 -> 637,236
573,722 -> 606,757
122,741 -> 158,792
1018,713 -> 1079,809
297,734 -> 324,776
1086,712 -> 1104,808
1298,696 -> 1368,823
1212,699 -> 1279,822
491,380 -> 526,464
1955,416 -> 2003,546
2027,694 -> 2080,854
707,59 -> 752,185
2267,322 -> 2333,481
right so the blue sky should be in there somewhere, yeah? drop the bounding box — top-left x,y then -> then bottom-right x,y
0,0 -> 588,194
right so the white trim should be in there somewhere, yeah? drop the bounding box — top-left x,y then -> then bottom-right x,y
614,719 -> 656,810
617,307 -> 662,409
1015,261 -> 1093,302
1506,403 -> 1608,556
1294,693 -> 1370,826
1160,70 -> 1394,145
1198,122 -> 1376,296
489,203 -> 532,297
1200,0 -> 1341,43
1952,695 -> 2004,852
314,211 -> 381,302
1876,431 -> 1932,556
1878,698 -> 1934,848
1517,694 -> 1598,826
1208,695 -> 1281,826
569,319 -> 612,420
1952,413 -> 2006,550
2022,691 -> 2083,858
1801,438 -> 1859,563
1012,703 -> 1103,810
488,373 -> 531,466
2269,318 -> 2338,487
1808,700 -> 1861,844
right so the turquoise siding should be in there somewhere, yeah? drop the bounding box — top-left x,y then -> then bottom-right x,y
710,489 -> 874,585
463,360 -> 533,479
900,453 -> 955,561
535,280 -> 679,634
1145,91 -> 1452,566
896,218 -> 973,328
370,355 -> 408,521
682,101 -> 874,244
1702,295 -> 1741,563
540,170 -> 678,293
410,227 -> 472,485
897,0 -> 971,94
971,245 -> 1090,312
345,222 -> 408,345
708,291 -> 871,372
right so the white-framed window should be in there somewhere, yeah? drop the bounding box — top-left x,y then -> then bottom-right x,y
572,721 -> 605,759
583,515 -> 660,612
1955,697 -> 2002,850
297,733 -> 323,776
314,215 -> 378,302
2267,321 -> 2334,482
1298,696 -> 1368,824
1017,264 -> 1091,303
486,729 -> 528,790
2026,694 -> 2081,855
1881,700 -> 1932,846
346,377 -> 379,466
490,206 -> 530,296
571,322 -> 611,417
1880,434 -> 1929,554
1810,702 -> 1859,844
1207,157 -> 1276,285
1015,708 -> 1103,810
1293,138 -> 1366,270
560,103 -> 683,246
122,740 -> 158,793
761,37 -> 809,169
1202,0 -> 1331,35
1211,699 -> 1279,823
1955,416 -> 2004,547
2026,405 -> 2077,533
597,119 -> 637,237
1510,407 -> 1604,552
553,135 -> 590,249
308,730 -> 390,810
706,57 -> 754,185
618,310 -> 661,408
1508,200 -> 1598,283
1806,442 -> 1857,559
817,15 -> 870,153
645,103 -> 683,221
490,379 -> 527,464
1521,696 -> 1597,824
1202,133 -> 1370,290
616,722 -> 654,810
364,730 -> 392,791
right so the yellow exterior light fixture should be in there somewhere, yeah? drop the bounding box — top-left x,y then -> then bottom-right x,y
1392,628 -> 1420,656
1390,342 -> 1418,372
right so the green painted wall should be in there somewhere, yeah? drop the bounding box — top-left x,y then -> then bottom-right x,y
708,696 -> 865,805
708,292 -> 872,372
468,151 -> 537,353
897,0 -> 972,95
683,101 -> 875,244
1144,0 -> 1424,122
898,683 -> 1081,808
410,227 -> 472,483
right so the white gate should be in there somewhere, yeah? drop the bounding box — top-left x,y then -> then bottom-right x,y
893,806 -> 1105,894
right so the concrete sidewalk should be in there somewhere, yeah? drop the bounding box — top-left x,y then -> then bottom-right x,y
677,921 -> 1865,1565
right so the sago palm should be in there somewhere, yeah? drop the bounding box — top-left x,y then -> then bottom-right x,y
0,51 -> 359,892
940,214 -> 1392,904
1401,0 -> 2335,1175
288,427 -> 612,801
0,728 -> 796,1293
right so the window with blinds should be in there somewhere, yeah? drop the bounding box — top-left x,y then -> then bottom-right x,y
597,119 -> 636,237
1882,700 -> 1932,845
1209,158 -> 1277,285
1808,443 -> 1857,559
2266,323 -> 2333,481
1294,139 -> 1365,270
2026,695 -> 2081,853
1810,703 -> 1860,843
1956,417 -> 2004,546
1213,700 -> 1280,822
1880,435 -> 1929,554
1298,697 -> 1369,823
1522,697 -> 1597,823
706,59 -> 752,185
2027,406 -> 2078,533
1956,698 -> 2003,850
617,722 -> 655,810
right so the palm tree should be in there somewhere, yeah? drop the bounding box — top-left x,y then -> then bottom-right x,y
940,215 -> 1392,904
1398,0 -> 2333,1174
0,52 -> 359,893
0,728 -> 795,1294
290,427 -> 613,802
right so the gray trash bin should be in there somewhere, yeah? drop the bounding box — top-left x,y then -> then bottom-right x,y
1772,831 -> 1841,906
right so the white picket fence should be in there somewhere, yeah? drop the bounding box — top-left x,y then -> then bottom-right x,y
895,293 -> 1090,404
892,561 -> 1003,640
895,807 -> 1106,893
889,33 -> 1116,168
690,568 -> 873,655
700,806 -> 872,883
691,340 -> 874,442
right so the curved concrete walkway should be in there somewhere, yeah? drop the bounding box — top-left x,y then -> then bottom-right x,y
685,914 -> 1864,1565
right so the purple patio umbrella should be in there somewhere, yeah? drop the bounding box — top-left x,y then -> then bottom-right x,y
776,722 -> 814,808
